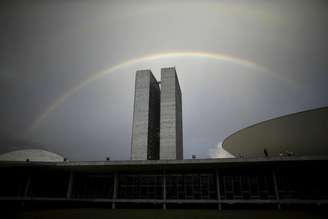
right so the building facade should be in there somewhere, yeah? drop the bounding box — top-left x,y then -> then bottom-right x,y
131,70 -> 160,160
1,157 -> 328,212
160,67 -> 183,160
131,67 -> 183,160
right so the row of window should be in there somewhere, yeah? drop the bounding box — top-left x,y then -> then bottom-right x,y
1,168 -> 327,200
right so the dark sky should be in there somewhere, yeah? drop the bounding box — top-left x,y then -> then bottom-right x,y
1,0 -> 328,160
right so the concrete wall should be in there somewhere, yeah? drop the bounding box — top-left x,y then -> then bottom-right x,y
175,72 -> 183,159
131,67 -> 183,160
160,67 -> 183,160
131,70 -> 160,160
147,73 -> 161,160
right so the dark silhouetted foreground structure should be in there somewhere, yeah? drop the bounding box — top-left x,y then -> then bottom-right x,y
1,156 -> 327,211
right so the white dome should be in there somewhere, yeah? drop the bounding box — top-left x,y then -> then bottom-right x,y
0,149 -> 64,162
223,106 -> 328,157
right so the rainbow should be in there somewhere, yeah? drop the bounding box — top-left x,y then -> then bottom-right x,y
28,51 -> 281,133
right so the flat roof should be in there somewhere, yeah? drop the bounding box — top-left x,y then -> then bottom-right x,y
1,156 -> 327,172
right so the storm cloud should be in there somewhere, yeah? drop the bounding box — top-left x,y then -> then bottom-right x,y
1,0 -> 328,160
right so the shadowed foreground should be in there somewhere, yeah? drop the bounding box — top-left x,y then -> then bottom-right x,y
6,209 -> 328,219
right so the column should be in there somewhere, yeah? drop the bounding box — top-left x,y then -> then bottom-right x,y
216,169 -> 222,210
272,168 -> 280,210
112,173 -> 118,209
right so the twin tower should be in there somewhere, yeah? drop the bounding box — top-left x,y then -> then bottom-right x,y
131,67 -> 183,160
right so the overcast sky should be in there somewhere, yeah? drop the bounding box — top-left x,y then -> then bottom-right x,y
1,0 -> 328,160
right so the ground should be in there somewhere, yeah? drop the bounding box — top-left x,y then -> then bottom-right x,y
6,209 -> 328,219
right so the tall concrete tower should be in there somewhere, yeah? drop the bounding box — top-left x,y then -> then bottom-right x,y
131,70 -> 160,160
160,67 -> 183,160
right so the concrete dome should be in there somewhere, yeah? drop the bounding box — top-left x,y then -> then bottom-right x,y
0,149 -> 64,162
223,106 -> 328,158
